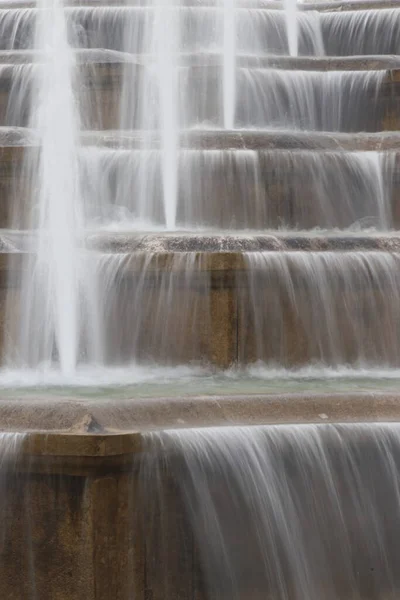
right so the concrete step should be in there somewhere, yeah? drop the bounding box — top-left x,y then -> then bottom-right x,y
3,231 -> 400,255
1,137 -> 400,229
3,126 -> 400,149
0,5 -> 399,56
1,62 -> 399,131
2,50 -> 400,70
0,403 -> 398,598
3,234 -> 400,368
83,129 -> 400,150
0,0 -> 397,11
0,390 -> 399,433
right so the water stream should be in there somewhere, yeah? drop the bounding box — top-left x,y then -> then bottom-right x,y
142,423 -> 400,599
0,1 -> 399,597
0,1 -> 399,384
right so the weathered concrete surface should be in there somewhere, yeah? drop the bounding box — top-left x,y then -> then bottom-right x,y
85,233 -> 400,255
84,129 -> 400,151
0,394 -> 399,598
2,51 -> 400,70
3,233 -> 400,266
0,430 -> 142,599
0,392 -> 399,434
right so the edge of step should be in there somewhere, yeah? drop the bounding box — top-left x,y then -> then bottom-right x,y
0,0 -> 397,11
0,51 -> 399,72
2,232 -> 400,256
0,390 -> 399,475
5,128 -> 400,151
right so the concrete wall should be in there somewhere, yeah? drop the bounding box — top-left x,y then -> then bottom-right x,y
2,419 -> 400,600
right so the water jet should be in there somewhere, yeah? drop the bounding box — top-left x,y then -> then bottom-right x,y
0,0 -> 399,597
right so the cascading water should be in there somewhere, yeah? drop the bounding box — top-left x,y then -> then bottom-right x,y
152,0 -> 180,229
0,1 -> 400,598
0,0 -> 400,383
141,423 -> 400,600
222,0 -> 236,128
241,251 -> 400,368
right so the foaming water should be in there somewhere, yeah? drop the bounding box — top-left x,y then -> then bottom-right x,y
246,362 -> 400,381
0,363 -> 206,388
2,361 -> 400,392
141,423 -> 400,599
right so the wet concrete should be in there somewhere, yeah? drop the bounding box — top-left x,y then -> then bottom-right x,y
0,392 -> 399,434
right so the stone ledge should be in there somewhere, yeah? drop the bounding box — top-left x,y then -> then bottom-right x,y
3,130 -> 400,151
0,63 -> 399,130
0,391 -> 398,433
1,235 -> 400,280
83,130 -> 400,151
0,0 -> 397,10
1,52 -> 400,71
0,391 -> 399,471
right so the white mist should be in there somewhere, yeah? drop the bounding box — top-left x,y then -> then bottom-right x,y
14,0 -> 102,375
284,0 -> 298,57
222,0 -> 236,129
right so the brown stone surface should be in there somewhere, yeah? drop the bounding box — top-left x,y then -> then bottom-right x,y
0,394 -> 398,598
0,452 -> 143,599
209,277 -> 238,368
0,472 -> 95,599
0,392 -> 397,437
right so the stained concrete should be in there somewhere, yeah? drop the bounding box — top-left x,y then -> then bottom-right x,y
0,392 -> 398,434
0,392 -> 397,598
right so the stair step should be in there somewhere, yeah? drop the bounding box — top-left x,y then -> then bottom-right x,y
1,141 -> 399,230
0,392 -> 398,432
4,232 -> 400,255
4,237 -> 400,368
84,232 -> 400,254
0,0 -> 397,12
0,6 -> 399,58
2,50 -> 400,71
4,128 -> 400,150
1,63 -> 399,131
